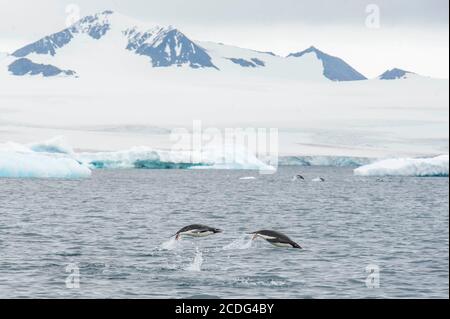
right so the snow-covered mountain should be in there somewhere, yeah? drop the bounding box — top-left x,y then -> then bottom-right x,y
4,10 -> 434,83
378,68 -> 416,80
9,58 -> 76,77
0,10 -> 448,159
3,10 -> 366,81
11,10 -> 218,70
287,46 -> 367,81
124,26 -> 217,69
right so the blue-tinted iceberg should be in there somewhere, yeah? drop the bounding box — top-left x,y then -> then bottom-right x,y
279,156 -> 372,167
77,145 -> 274,172
354,155 -> 449,177
0,152 -> 91,179
0,137 -> 275,177
0,138 -> 90,179
29,136 -> 75,155
11,137 -> 446,179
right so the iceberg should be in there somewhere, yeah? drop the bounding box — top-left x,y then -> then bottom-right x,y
354,155 -> 449,177
0,137 -> 275,178
279,156 -> 372,167
77,145 -> 275,171
29,136 -> 74,155
6,136 -> 447,179
0,138 -> 90,179
0,152 -> 91,179
77,147 -> 194,169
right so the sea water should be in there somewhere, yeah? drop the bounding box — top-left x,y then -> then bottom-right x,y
0,167 -> 448,298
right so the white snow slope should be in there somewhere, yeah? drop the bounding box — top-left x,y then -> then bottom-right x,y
0,11 -> 448,161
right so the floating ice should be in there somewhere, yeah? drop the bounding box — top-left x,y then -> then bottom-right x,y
0,138 -> 90,179
0,137 -> 276,177
78,147 -> 167,169
354,155 -> 449,177
29,136 -> 74,155
0,151 -> 91,179
7,137 -> 447,179
78,145 -> 275,171
279,156 -> 372,167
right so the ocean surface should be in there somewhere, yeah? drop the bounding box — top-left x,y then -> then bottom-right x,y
0,167 -> 448,299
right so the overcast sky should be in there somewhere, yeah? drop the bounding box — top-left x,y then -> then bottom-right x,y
0,0 -> 448,78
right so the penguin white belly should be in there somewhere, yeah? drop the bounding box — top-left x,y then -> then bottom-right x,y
183,230 -> 214,237
270,242 -> 293,248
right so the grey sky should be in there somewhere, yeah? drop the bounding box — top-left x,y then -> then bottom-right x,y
0,0 -> 448,78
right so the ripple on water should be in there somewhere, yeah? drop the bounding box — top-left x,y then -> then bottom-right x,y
0,167 -> 448,298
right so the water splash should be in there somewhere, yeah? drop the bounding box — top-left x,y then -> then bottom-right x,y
185,248 -> 203,272
222,235 -> 254,250
160,237 -> 179,251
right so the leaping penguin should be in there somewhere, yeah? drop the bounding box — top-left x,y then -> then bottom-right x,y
249,230 -> 302,249
173,224 -> 222,240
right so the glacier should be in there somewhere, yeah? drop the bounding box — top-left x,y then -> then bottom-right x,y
2,137 -> 449,179
354,155 -> 449,177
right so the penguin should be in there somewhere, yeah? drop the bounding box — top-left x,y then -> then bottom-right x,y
173,224 -> 222,240
249,230 -> 302,249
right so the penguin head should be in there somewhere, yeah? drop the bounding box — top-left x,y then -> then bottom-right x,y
292,242 -> 302,249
